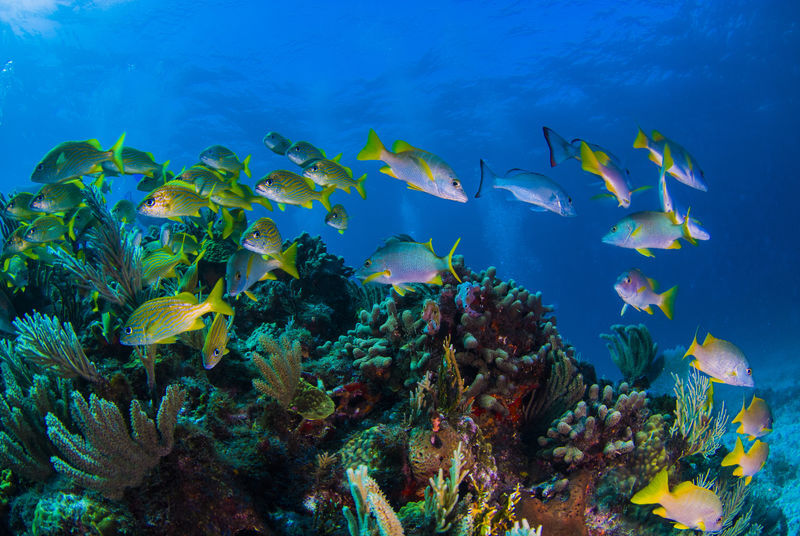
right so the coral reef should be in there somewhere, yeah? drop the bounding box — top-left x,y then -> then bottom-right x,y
600,324 -> 663,387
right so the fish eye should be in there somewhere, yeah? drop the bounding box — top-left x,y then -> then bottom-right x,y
145,198 -> 155,207
213,348 -> 220,357
235,272 -> 241,280
33,195 -> 43,203
364,259 -> 371,267
625,277 -> 630,283
265,179 -> 273,186
36,163 -> 44,171
253,230 -> 261,238
452,180 -> 460,187
746,368 -> 752,375
611,226 -> 617,232
124,327 -> 133,335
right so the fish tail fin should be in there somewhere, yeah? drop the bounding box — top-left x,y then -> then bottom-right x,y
253,197 -> 273,211
159,160 -> 170,179
91,174 -> 105,192
276,242 -> 299,279
684,326 -> 701,358
67,213 -> 79,240
204,279 -> 234,316
579,141 -> 601,175
220,208 -> 234,239
721,437 -> 745,467
542,127 -> 574,167
355,174 -> 367,200
631,468 -> 670,505
661,143 -> 674,176
243,154 -> 252,178
109,132 -> 126,173
319,186 -> 335,212
445,237 -> 461,283
658,285 -> 678,320
357,129 -> 386,161
633,127 -> 649,149
476,159 -> 497,198
681,207 -> 698,246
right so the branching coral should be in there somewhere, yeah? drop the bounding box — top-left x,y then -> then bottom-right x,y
669,369 -> 728,459
424,441 -> 469,533
343,464 -> 405,536
45,384 -> 185,499
252,333 -> 302,408
538,382 -> 648,471
13,312 -> 102,383
50,187 -> 147,311
600,324 -> 663,387
523,349 -> 585,428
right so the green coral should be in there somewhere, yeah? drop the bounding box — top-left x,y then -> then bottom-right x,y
31,492 -> 134,536
600,324 -> 663,387
669,370 -> 728,460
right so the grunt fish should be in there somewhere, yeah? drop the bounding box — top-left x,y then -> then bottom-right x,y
324,204 -> 349,234
29,182 -> 84,214
303,159 -> 367,199
137,180 -> 217,221
286,141 -> 325,167
31,133 -> 126,183
200,145 -> 251,178
263,131 -> 292,155
254,170 -> 334,211
202,313 -> 231,369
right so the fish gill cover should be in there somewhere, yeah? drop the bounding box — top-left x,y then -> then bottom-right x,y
0,1 -> 796,535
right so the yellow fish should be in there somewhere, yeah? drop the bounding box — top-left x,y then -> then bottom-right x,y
202,313 -> 231,369
631,468 -> 722,531
721,437 -> 769,485
732,395 -> 772,440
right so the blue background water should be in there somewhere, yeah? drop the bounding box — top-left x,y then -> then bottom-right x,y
0,0 -> 797,380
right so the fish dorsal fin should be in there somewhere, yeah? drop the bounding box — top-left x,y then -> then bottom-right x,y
342,165 -> 353,177
647,277 -> 658,290
176,291 -> 199,304
163,179 -> 197,191
86,139 -> 102,150
505,168 -> 531,176
145,151 -> 155,160
379,165 -> 398,178
422,238 -> 434,253
332,153 -> 342,163
392,140 -> 416,153
702,332 -> 719,345
651,130 -> 665,142
594,150 -> 612,166
671,482 -> 697,497
387,234 -> 414,244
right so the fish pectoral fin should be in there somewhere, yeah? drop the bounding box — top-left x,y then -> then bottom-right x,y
417,157 -> 436,182
652,507 -> 668,519
427,273 -> 442,285
667,240 -> 682,249
187,318 -> 206,331
379,165 -> 398,178
620,303 -> 628,316
362,270 -> 390,284
643,305 -> 654,315
159,336 -> 178,344
636,285 -> 647,293
635,248 -> 654,257
258,272 -> 277,281
672,522 -> 689,530
407,183 -> 425,192
244,290 -> 258,302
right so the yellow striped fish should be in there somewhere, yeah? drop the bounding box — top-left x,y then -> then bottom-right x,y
241,217 -> 283,256
213,208 -> 248,241
67,206 -> 97,240
202,313 -> 231,369
142,247 -> 191,285
179,165 -> 239,197
99,146 -> 168,177
303,159 -> 367,199
4,227 -> 39,256
4,192 -> 38,220
286,141 -> 325,167
24,215 -> 67,243
263,132 -> 292,155
210,184 -> 273,212
200,145 -> 252,178
120,278 -> 234,345
31,133 -> 126,183
137,180 -> 217,221
254,170 -> 334,211
29,182 -> 84,214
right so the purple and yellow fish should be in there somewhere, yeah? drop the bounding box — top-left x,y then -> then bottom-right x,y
614,268 -> 677,320
631,468 -> 723,531
225,248 -> 289,301
356,236 -> 462,296
602,211 -> 696,257
685,332 -> 754,387
732,395 -> 772,440
120,279 -> 233,345
31,133 -> 125,184
634,128 -> 707,191
721,437 -> 769,485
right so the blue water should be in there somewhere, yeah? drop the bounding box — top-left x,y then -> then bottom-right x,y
0,0 -> 797,382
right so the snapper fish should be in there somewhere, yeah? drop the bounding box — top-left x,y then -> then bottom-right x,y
303,159 -> 367,199
356,235 -> 462,296
579,142 -> 648,208
254,170 -> 334,211
200,145 -> 251,178
137,180 -> 217,221
4,192 -> 38,220
286,141 -> 325,167
120,279 -> 233,345
684,331 -> 754,387
29,182 -> 84,214
202,313 -> 231,369
732,395 -> 772,440
634,128 -> 707,191
477,160 -> 575,216
142,247 -> 191,285
100,146 -> 169,177
602,211 -> 696,257
357,129 -> 468,203
24,215 -> 67,243
324,204 -> 349,234
225,248 -> 282,301
542,127 -> 626,170
658,171 -> 710,241
263,132 -> 292,155
614,268 -> 677,320
721,437 -> 769,485
631,468 -> 723,532
31,133 -> 125,184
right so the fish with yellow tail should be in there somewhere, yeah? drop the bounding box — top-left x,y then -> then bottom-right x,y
631,468 -> 723,531
356,235 -> 462,296
24,215 -> 67,243
263,132 -> 292,155
202,313 -> 231,369
29,182 -> 84,214
542,127 -> 627,169
732,395 -> 772,440
614,268 -> 677,319
31,133 -> 126,183
634,128 -> 707,191
4,192 -> 38,220
324,204 -> 349,234
120,278 -> 234,345
602,210 -> 697,257
226,248 -> 291,301
684,331 -> 754,387
303,159 -> 367,199
240,218 -> 299,279
286,141 -> 325,167
254,170 -> 334,211
721,437 -> 769,485
580,142 -> 649,208
137,180 -> 218,221
100,146 -> 169,178
200,145 -> 251,178
357,129 -> 467,203
142,246 -> 191,285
